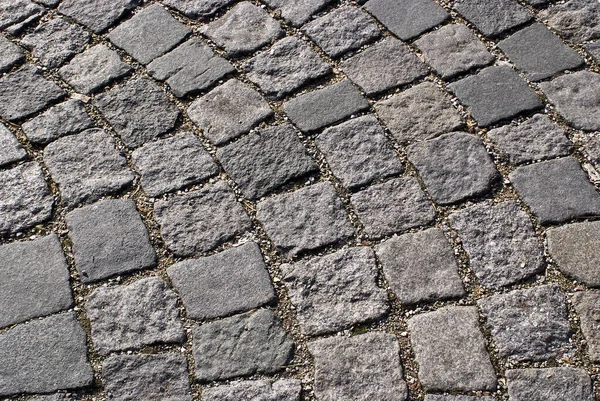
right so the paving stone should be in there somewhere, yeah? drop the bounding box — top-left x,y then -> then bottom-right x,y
256,182 -> 354,258
0,34 -> 25,73
425,395 -> 496,401
506,367 -> 595,401
187,79 -> 272,145
284,79 -> 369,132
132,132 -> 218,197
168,242 -> 276,320
340,37 -> 427,95
0,312 -> 94,396
33,0 -> 60,6
103,354 -> 192,401
94,77 -> 180,148
203,379 -> 301,401
21,18 -> 90,69
407,306 -> 497,392
154,181 -> 252,256
375,82 -> 463,145
523,0 -> 548,5
59,44 -> 132,94
539,0 -> 600,43
87,277 -> 185,354
192,309 -> 294,381
217,124 -> 318,200
487,114 -> 572,165
0,162 -> 53,236
448,201 -> 544,288
244,36 -> 331,99
262,0 -> 332,27
309,333 -> 408,401
0,123 -> 26,167
539,71 -> 600,131
147,38 -> 235,98
375,228 -> 465,305
509,157 -> 600,224
454,0 -> 532,38
108,4 -> 190,65
587,41 -> 600,60
316,115 -> 403,190
162,0 -> 233,18
0,65 -> 65,122
30,395 -> 71,401
282,247 -> 389,336
58,0 -> 140,33
66,199 -> 157,282
0,234 -> 72,329
201,2 -> 283,57
364,0 -> 449,41
478,286 -> 570,362
22,99 -> 94,145
572,291 -> 600,362
449,66 -> 542,127
414,23 -> 494,79
0,0 -> 44,35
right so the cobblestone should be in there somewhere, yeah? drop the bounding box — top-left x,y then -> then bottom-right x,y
58,0 -> 140,33
425,396 -> 496,401
0,123 -> 26,167
202,380 -> 301,401
506,367 -> 595,401
0,0 -> 44,35
162,0 -> 233,18
0,34 -> 24,73
262,0 -> 332,27
572,291 -> 600,362
539,0 -> 600,43
22,99 -> 93,145
454,0 -> 532,38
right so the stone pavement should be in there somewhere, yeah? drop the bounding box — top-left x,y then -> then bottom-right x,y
1,0 -> 600,399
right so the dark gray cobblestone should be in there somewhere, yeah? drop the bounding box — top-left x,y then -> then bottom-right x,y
506,367 -> 595,401
572,291 -> 600,362
162,0 -> 233,18
0,0 -> 44,35
0,34 -> 25,73
0,122 -> 26,167
58,0 -> 140,33
202,379 -> 301,401
539,0 -> 600,43
22,99 -> 94,145
262,0 -> 332,27
454,0 -> 532,38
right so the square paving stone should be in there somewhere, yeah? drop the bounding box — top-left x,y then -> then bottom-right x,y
448,201 -> 544,288
108,4 -> 190,65
22,99 -> 93,145
103,354 -> 192,401
449,66 -> 542,127
407,306 -> 497,392
0,65 -> 65,122
506,367 -> 595,401
94,77 -> 180,149
44,128 -> 134,208
316,115 -> 403,190
0,0 -> 44,35
351,176 -> 436,239
0,123 -> 26,167
147,38 -> 235,98
407,132 -> 499,205
508,157 -> 600,224
454,0 -> 532,38
256,182 -> 354,258
340,37 -> 428,95
192,309 -> 294,381
0,162 -> 53,236
0,234 -> 72,329
262,0 -> 332,27
309,333 -> 407,401
0,34 -> 25,73
284,79 -> 369,132
167,242 -> 276,320
188,78 -> 273,145
425,397 -> 496,401
162,0 -> 233,18
282,246 -> 389,336
217,124 -> 318,200
154,181 -> 252,257
572,291 -> 600,362
478,285 -> 570,362
364,0 -> 449,41
201,2 -> 283,57
375,228 -> 465,305
58,0 -> 140,33
66,199 -> 157,282
203,379 -> 301,401
0,312 -> 94,396
244,36 -> 331,99
87,277 -> 185,354
375,82 -> 463,145
539,0 -> 600,43
414,24 -> 494,79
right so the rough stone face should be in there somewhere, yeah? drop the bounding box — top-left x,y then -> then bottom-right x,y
0,35 -> 24,73
256,182 -> 354,258
187,78 -> 273,145
539,0 -> 600,43
66,199 -> 157,283
425,397 -> 496,401
407,306 -> 497,392
162,0 -> 233,18
103,354 -> 192,401
0,123 -> 26,167
0,0 -> 44,35
30,395 -> 71,401
572,291 -> 600,362
22,99 -> 93,145
58,0 -> 141,33
203,380 -> 301,401
217,124 -> 318,200
454,0 -> 532,37
506,368 -> 595,401
262,0 -> 332,27
192,309 -> 294,381
309,333 -> 408,401
168,242 -> 276,320
587,41 -> 600,60
375,228 -> 465,305
0,312 -> 94,396
375,82 -> 463,145
154,181 -> 252,257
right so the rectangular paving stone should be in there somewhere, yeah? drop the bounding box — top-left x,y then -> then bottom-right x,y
22,99 -> 94,145
426,395 -> 497,401
58,0 -> 141,33
0,123 -> 26,167
0,34 -> 25,73
506,367 -> 595,401
0,0 -> 44,35
262,0 -> 332,27
572,290 -> 600,362
539,0 -> 600,43
454,0 -> 532,38
203,379 -> 301,401
162,0 -> 233,18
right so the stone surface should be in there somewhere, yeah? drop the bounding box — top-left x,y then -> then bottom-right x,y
539,0 -> 600,43
262,0 -> 332,27
168,242 -> 276,320
587,41 -> 600,60
309,333 -> 408,401
203,380 -> 301,401
375,228 -> 465,305
58,0 -> 140,33
192,309 -> 294,381
256,182 -> 354,258
162,0 -> 233,18
506,368 -> 595,401
0,123 -> 26,167
187,78 -> 273,145
66,199 -> 157,282
425,397 -> 496,401
0,0 -> 44,35
572,291 -> 600,362
454,0 -> 532,37
0,35 -> 24,73
407,306 -> 497,392
22,99 -> 94,145
217,124 -> 318,200
282,247 -> 389,336
154,181 -> 252,256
